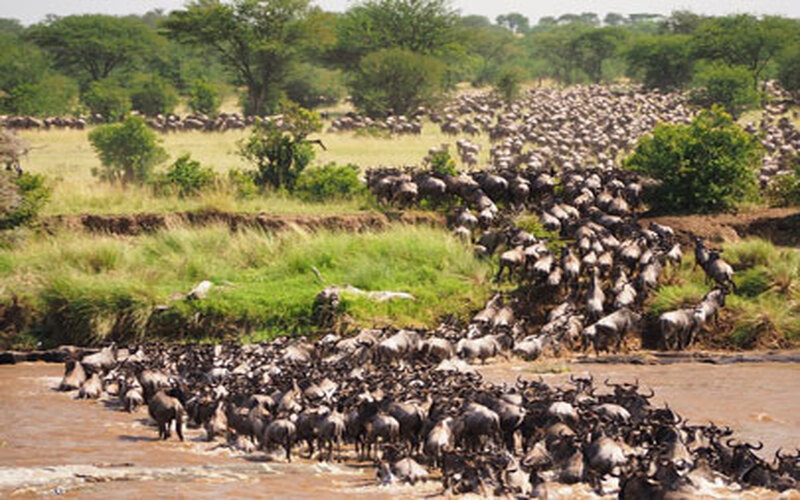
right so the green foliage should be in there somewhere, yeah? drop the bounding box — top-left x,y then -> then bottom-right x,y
284,64 -> 346,109
238,106 -> 322,190
496,13 -> 530,34
624,106 -> 761,214
0,172 -> 51,230
625,34 -> 694,90
27,14 -> 163,83
691,14 -> 793,87
129,74 -> 179,116
81,80 -> 131,122
4,74 -> 79,116
349,48 -> 445,117
294,163 -> 365,202
335,0 -> 457,69
163,0 -> 313,115
88,115 -> 168,185
428,150 -> 458,177
765,164 -> 800,207
777,43 -> 800,94
691,63 -> 760,118
187,80 -> 221,117
1,225 -> 491,344
570,27 -> 627,83
151,154 -> 217,198
723,238 -> 779,269
493,66 -> 524,103
0,33 -> 79,116
226,168 -> 259,199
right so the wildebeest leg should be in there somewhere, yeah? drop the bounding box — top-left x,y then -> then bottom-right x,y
175,411 -> 184,442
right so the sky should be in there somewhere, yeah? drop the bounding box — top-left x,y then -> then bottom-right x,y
3,0 -> 799,25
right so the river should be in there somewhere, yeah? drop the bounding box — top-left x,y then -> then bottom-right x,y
0,360 -> 798,497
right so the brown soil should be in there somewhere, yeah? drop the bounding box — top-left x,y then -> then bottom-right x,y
39,209 -> 444,236
641,206 -> 800,246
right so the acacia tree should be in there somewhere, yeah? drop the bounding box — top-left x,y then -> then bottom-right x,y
691,14 -> 792,87
570,27 -> 626,83
334,0 -> 457,70
163,0 -> 312,115
26,15 -> 161,83
626,34 -> 694,90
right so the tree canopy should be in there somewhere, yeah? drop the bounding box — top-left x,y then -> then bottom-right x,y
27,14 -> 162,83
163,0 -> 312,115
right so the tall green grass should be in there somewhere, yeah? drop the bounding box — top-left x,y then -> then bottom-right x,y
0,225 -> 491,347
647,238 -> 800,348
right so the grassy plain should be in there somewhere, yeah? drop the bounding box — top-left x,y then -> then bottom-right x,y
0,225 -> 492,348
18,118 -> 491,216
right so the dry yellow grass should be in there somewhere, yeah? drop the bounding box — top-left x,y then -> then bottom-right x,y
18,118 -> 491,215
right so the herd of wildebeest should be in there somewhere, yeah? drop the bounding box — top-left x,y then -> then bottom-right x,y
48,84 -> 800,495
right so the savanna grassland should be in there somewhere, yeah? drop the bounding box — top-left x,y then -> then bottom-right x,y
17,115 -> 491,215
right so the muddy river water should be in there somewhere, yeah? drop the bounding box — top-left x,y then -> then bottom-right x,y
0,360 -> 798,497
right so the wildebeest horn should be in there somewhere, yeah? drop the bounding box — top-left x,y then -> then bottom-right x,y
641,387 -> 655,399
727,438 -> 740,448
746,441 -> 764,451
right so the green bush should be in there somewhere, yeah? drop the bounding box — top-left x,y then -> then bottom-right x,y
777,43 -> 800,95
238,106 -> 322,191
349,48 -> 445,117
4,74 -> 78,116
82,79 -> 131,122
151,154 -> 216,198
294,163 -> 365,202
624,106 -> 761,214
187,80 -> 221,117
129,74 -> 179,116
429,150 -> 458,177
285,64 -> 346,109
88,115 -> 168,185
493,66 -> 524,103
227,169 -> 258,199
0,172 -> 51,230
690,63 -> 760,118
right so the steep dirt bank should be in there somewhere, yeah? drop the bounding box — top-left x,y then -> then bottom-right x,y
35,206 -> 800,245
39,210 -> 444,236
641,207 -> 800,246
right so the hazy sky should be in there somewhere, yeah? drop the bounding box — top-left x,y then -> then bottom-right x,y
4,0 -> 799,25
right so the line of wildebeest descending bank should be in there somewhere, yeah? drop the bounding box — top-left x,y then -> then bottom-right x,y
57,340 -> 799,496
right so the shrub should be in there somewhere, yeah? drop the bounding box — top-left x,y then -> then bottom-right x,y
151,154 -> 216,198
5,74 -> 78,116
624,106 -> 761,214
227,169 -> 258,199
284,64 -> 346,109
88,115 -> 168,185
0,171 -> 51,230
129,74 -> 179,116
82,79 -> 131,122
493,66 -> 524,103
428,150 -> 458,177
238,106 -> 322,191
294,163 -> 365,202
690,63 -> 760,118
349,48 -> 445,117
187,80 -> 221,117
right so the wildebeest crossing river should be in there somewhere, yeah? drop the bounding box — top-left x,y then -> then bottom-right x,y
0,358 -> 798,497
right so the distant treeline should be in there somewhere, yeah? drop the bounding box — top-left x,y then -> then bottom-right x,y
0,2 -> 799,118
